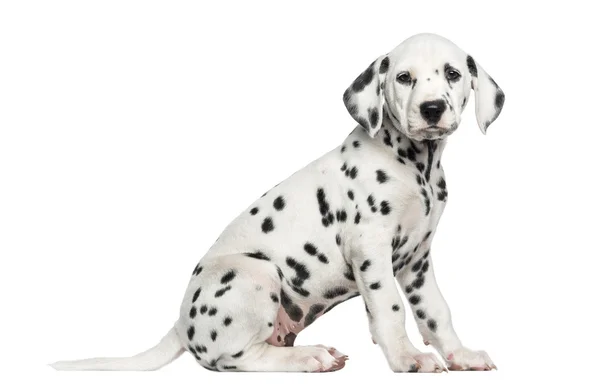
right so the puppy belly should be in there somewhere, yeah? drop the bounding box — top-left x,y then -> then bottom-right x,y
266,306 -> 307,347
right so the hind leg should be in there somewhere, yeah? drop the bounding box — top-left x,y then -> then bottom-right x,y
177,254 -> 286,370
221,343 -> 348,372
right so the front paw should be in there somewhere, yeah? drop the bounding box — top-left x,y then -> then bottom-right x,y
391,352 -> 447,373
445,347 -> 496,371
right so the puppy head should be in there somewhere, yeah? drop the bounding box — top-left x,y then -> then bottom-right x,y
343,33 -> 505,140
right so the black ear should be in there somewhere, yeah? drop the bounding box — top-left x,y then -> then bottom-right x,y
467,55 -> 505,134
343,55 -> 389,138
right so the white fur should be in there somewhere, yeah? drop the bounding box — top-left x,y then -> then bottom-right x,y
51,33 -> 503,373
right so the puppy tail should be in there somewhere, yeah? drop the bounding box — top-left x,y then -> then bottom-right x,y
49,326 -> 184,371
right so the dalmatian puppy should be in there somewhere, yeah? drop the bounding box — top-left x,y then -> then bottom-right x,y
51,33 -> 504,373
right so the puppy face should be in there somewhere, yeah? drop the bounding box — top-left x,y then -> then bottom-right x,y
343,33 -> 504,140
383,37 -> 472,140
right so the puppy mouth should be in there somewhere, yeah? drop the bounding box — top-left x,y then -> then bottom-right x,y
419,125 -> 449,132
407,123 -> 458,141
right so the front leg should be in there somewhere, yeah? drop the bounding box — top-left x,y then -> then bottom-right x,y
349,238 -> 445,373
396,248 -> 496,371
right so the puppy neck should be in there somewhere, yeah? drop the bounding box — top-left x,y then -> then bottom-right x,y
372,115 -> 447,182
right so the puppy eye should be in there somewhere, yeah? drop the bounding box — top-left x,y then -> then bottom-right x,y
445,69 -> 461,81
396,72 -> 412,84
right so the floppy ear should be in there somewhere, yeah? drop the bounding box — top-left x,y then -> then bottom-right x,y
467,55 -> 505,134
343,55 -> 389,138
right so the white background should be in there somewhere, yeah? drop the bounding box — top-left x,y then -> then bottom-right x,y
1,1 -> 599,383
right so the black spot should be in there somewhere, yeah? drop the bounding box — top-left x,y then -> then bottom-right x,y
495,89 -> 505,110
270,292 -> 279,303
336,210 -> 347,222
427,319 -> 437,332
317,254 -> 329,264
380,201 -> 391,215
232,350 -> 244,359
421,260 -> 430,273
376,170 -> 388,183
349,167 -> 358,179
383,129 -> 393,147
208,307 -> 217,316
391,253 -> 400,263
215,285 -> 232,298
368,108 -> 379,128
261,217 -> 274,233
416,162 -> 425,173
379,57 -> 390,74
412,260 -> 423,272
210,330 -> 218,342
267,322 -> 273,327
304,303 -> 325,327
406,147 -> 416,161
397,148 -> 407,158
187,325 -> 195,341
354,211 -> 361,224
192,264 -> 203,276
437,177 -> 446,190
189,306 -> 197,318
409,295 -> 421,305
273,196 -> 286,211
392,304 -> 400,312
290,284 -> 310,297
367,195 -> 375,206
245,251 -> 270,261
412,277 -> 425,289
341,145 -> 346,153
222,365 -> 237,370
304,242 -> 317,255
336,234 -> 341,245
360,260 -> 371,272
410,141 -> 422,154
369,282 -> 381,290
323,286 -> 349,299
327,212 -> 334,223
286,257 -> 310,280
209,359 -> 217,368
200,305 -> 208,315
223,317 -> 232,326
250,207 -> 259,215
371,206 -> 377,213
466,55 -> 477,77
423,231 -> 432,242
405,285 -> 414,294
351,62 -> 375,93
280,333 -> 295,346
220,270 -> 236,285
344,263 -> 355,281
276,266 -> 284,280
416,309 -> 426,319
347,190 -> 354,200
192,288 -> 201,303
340,162 -> 347,171
189,345 -> 200,360
281,289 -> 304,322
195,344 -> 207,354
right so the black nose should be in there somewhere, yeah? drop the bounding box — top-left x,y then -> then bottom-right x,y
420,100 -> 446,125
